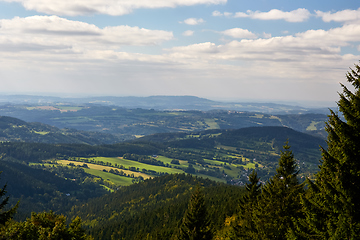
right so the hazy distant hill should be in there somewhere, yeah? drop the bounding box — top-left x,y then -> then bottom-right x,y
0,104 -> 329,140
0,94 -> 333,114
0,116 -> 124,144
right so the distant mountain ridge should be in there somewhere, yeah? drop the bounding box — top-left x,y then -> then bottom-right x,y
0,94 -> 333,114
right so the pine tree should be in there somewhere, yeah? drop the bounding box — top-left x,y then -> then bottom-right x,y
178,186 -> 212,240
234,170 -> 261,239
0,172 -> 18,225
292,63 -> 360,239
236,142 -> 303,240
256,142 -> 303,240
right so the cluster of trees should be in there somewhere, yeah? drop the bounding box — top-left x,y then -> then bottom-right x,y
0,142 -> 160,163
0,173 -> 92,239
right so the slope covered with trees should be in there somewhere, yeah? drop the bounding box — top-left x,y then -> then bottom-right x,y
0,116 -> 124,144
68,174 -> 245,240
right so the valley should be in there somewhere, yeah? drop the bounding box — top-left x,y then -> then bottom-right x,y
0,98 -> 333,239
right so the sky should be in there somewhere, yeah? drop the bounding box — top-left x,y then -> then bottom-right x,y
0,0 -> 360,106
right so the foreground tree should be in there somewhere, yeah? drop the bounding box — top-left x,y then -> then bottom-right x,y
291,63 -> 360,239
255,142 -> 303,240
0,211 -> 92,240
0,173 -> 18,225
177,186 -> 212,240
233,170 -> 261,239
234,142 -> 303,240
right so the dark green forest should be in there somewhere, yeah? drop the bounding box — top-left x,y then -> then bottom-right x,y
0,63 -> 360,239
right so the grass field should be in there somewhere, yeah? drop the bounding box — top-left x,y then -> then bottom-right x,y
156,155 -> 189,168
203,158 -> 225,165
90,157 -> 185,174
33,131 -> 49,135
57,160 -> 151,179
34,148 -> 253,189
204,118 -> 220,129
306,121 -> 321,131
84,168 -> 135,186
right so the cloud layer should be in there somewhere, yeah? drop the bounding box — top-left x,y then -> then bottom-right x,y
316,8 -> 360,23
0,16 -> 173,54
1,0 -> 227,16
213,8 -> 311,22
1,5 -> 360,102
235,8 -> 311,22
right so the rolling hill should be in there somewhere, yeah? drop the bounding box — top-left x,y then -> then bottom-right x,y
0,104 -> 329,141
0,116 -> 124,144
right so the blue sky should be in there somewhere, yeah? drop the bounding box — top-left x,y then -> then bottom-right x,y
1,0 -> 360,106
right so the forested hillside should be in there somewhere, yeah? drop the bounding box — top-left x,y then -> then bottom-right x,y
0,160 -> 107,220
0,116 -> 124,144
69,174 -> 245,239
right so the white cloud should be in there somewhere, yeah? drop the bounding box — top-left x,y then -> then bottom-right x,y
234,8 -> 311,22
1,0 -> 227,16
212,11 -> 232,17
165,23 -> 360,81
263,32 -> 272,38
316,8 -> 360,23
182,18 -> 205,25
183,30 -> 194,36
221,28 -> 257,39
0,16 -> 173,53
212,10 -> 222,17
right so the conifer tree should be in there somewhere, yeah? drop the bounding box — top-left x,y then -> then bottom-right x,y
0,173 -> 18,225
178,186 -> 212,240
292,63 -> 360,239
234,170 -> 261,239
254,142 -> 303,240
235,142 -> 303,240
